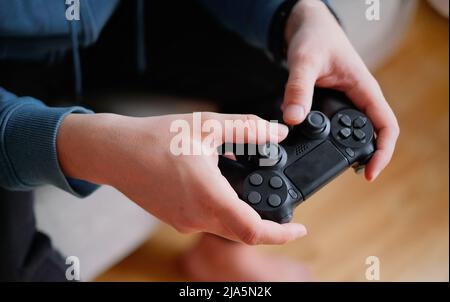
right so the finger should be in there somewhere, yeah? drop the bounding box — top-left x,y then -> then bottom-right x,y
346,74 -> 400,181
211,173 -> 307,245
210,219 -> 308,245
203,113 -> 289,146
364,125 -> 399,181
283,62 -> 320,125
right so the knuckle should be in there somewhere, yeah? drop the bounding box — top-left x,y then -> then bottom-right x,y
355,70 -> 375,88
285,82 -> 308,101
352,77 -> 371,99
392,121 -> 400,138
173,224 -> 185,233
240,227 -> 261,245
365,73 -> 382,94
291,50 -> 320,69
244,114 -> 261,135
201,111 -> 216,123
244,114 -> 261,123
367,78 -> 382,98
177,226 -> 193,234
173,222 -> 194,234
280,235 -> 291,245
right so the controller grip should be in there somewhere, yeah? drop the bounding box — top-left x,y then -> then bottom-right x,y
218,156 -> 250,192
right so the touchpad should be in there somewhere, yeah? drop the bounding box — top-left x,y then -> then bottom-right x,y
284,141 -> 348,198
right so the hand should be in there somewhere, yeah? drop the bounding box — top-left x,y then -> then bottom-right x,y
57,112 -> 307,244
282,0 -> 400,181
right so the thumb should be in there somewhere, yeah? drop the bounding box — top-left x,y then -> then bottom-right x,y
283,64 -> 319,125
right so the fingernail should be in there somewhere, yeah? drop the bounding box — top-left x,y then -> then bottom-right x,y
269,122 -> 289,138
284,105 -> 305,123
295,224 -> 308,237
277,124 -> 289,138
371,170 -> 380,182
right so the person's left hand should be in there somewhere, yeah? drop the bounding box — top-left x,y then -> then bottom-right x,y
281,0 -> 400,181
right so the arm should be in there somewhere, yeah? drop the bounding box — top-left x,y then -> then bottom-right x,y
198,0 -> 337,55
56,112 -> 306,244
0,87 -> 97,196
2,87 -> 305,243
198,0 -> 284,50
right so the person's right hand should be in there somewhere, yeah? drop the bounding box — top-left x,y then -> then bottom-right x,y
282,0 -> 400,181
56,112 -> 307,245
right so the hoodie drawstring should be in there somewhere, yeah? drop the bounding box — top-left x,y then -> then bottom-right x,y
68,0 -> 147,103
136,0 -> 147,74
70,20 -> 83,104
70,22 -> 83,104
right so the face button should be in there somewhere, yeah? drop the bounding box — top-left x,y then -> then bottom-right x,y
353,129 -> 366,141
345,147 -> 355,157
339,128 -> 352,139
331,109 -> 374,149
339,115 -> 352,127
288,189 -> 298,199
269,176 -> 283,189
249,173 -> 263,186
267,194 -> 282,207
353,116 -> 367,129
247,191 -> 262,204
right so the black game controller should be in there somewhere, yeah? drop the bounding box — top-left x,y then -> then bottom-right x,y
218,88 -> 376,223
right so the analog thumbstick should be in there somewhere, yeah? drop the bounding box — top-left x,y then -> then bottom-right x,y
301,111 -> 330,139
258,142 -> 282,167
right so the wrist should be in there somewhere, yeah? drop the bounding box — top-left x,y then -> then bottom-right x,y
56,112 -> 124,185
285,0 -> 329,46
268,0 -> 300,64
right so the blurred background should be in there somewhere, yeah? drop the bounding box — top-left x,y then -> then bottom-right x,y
34,0 -> 449,281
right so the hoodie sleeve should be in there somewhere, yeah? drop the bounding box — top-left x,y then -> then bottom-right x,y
0,87 -> 99,197
198,0 -> 338,52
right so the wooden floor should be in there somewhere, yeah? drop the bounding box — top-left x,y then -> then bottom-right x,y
96,3 -> 449,282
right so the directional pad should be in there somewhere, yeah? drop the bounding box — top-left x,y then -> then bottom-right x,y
268,194 -> 282,207
244,171 -> 290,209
269,176 -> 283,189
249,173 -> 263,186
247,191 -> 261,204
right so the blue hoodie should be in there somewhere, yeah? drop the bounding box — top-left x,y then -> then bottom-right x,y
0,0 -> 335,197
